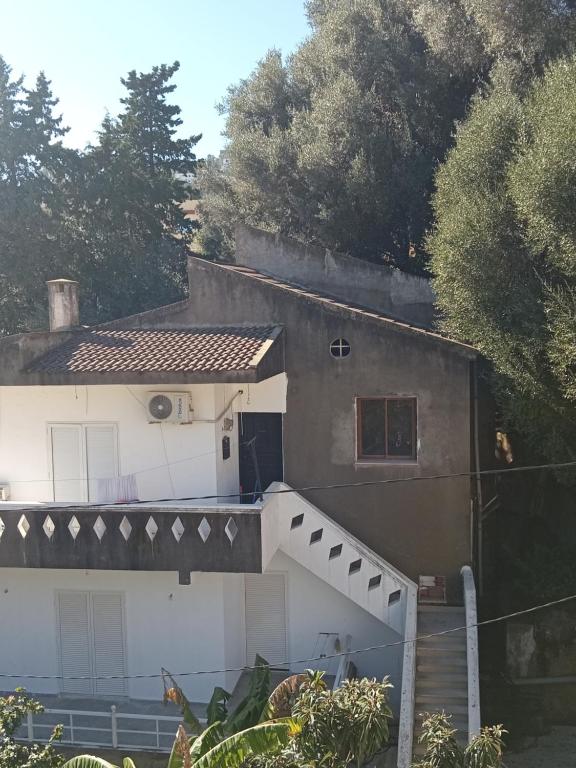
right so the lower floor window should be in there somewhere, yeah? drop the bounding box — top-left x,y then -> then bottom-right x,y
357,397 -> 417,461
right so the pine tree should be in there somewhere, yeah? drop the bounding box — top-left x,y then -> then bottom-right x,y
65,61 -> 201,324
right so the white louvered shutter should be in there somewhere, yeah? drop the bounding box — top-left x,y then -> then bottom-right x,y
91,592 -> 127,696
57,591 -> 93,695
85,425 -> 118,502
51,425 -> 85,502
245,574 -> 287,668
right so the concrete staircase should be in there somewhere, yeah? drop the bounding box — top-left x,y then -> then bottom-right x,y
413,605 -> 468,759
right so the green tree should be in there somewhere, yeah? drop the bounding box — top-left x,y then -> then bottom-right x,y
198,0 -> 474,272
0,57 -> 201,334
0,689 -> 63,768
246,673 -> 393,768
429,56 -> 576,465
413,712 -> 505,768
0,57 -> 72,333
408,0 -> 576,87
65,61 -> 201,324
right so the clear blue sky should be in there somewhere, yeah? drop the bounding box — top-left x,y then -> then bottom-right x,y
0,0 -> 310,157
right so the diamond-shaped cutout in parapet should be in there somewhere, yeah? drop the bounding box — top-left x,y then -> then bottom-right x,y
43,515 -> 55,540
225,517 -> 238,545
18,515 -> 30,539
119,516 -> 132,541
0,517 -> 5,541
68,516 -> 81,540
198,516 -> 211,543
172,517 -> 185,542
93,515 -> 106,541
145,516 -> 158,542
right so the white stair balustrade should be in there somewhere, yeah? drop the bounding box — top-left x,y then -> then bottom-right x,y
262,482 -> 412,634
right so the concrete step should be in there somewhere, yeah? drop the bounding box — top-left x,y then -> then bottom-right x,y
416,673 -> 468,687
418,607 -> 466,634
416,642 -> 466,659
418,632 -> 466,646
416,651 -> 468,674
416,692 -> 468,708
418,605 -> 465,613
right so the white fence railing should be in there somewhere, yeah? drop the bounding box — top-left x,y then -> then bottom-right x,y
461,565 -> 481,740
21,706 -> 193,753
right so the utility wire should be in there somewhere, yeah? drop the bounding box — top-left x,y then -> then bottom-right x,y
4,460 -> 576,508
2,592 -> 575,682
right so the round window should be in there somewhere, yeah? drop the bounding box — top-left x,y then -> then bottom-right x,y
330,338 -> 351,358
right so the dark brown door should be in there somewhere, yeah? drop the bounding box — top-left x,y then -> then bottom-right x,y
239,413 -> 283,503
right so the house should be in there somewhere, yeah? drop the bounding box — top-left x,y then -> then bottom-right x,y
0,226 -> 480,765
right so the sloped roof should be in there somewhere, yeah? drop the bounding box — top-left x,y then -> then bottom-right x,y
210,262 -> 476,355
27,326 -> 282,374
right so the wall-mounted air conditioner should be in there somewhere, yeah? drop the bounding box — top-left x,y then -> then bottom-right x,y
146,392 -> 192,424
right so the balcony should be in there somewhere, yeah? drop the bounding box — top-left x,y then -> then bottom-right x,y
0,500 -> 263,578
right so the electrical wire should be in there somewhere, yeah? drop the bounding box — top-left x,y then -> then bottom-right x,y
2,592 -> 575,682
4,459 -> 575,507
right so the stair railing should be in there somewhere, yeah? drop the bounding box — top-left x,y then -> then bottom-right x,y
396,581 -> 418,768
461,565 -> 481,739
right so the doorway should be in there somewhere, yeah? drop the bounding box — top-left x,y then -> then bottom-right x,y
239,413 -> 283,503
245,573 -> 288,668
57,591 -> 127,697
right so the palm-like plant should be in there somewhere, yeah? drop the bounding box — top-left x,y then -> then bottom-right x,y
62,720 -> 294,768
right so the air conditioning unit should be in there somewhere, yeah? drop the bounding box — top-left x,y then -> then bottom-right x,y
147,392 -> 192,424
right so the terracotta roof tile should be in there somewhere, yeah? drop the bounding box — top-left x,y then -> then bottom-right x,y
27,326 -> 281,374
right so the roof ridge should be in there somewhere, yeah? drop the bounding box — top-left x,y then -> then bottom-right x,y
206,260 -> 476,355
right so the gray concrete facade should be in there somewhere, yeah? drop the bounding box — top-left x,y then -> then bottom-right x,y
0,228 -> 476,598
235,225 -> 436,327
117,234 -> 475,598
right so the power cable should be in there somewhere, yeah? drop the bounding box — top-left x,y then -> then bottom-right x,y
2,592 -> 575,682
3,460 -> 576,507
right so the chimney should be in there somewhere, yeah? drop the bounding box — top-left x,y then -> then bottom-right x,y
47,279 -> 80,331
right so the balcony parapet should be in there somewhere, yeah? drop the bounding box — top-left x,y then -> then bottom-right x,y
0,502 -> 263,577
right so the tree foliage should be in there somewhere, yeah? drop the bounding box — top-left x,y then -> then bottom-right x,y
198,0 -> 576,270
198,0 -> 474,272
429,56 -> 576,464
408,0 -> 576,87
247,673 -> 393,768
0,689 -> 63,768
413,712 -> 505,768
0,57 -> 200,334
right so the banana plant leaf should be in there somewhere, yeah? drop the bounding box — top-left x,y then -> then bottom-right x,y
191,721 -> 292,768
189,721 -> 225,761
206,686 -> 231,726
62,758 -> 119,768
225,654 -> 270,734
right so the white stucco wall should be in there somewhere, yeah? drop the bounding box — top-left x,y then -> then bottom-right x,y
0,568 -> 229,703
1,548 -> 402,711
267,551 -> 403,712
0,376 -> 286,503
